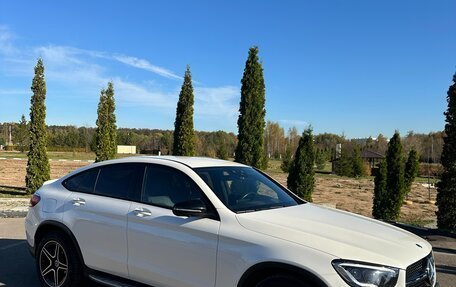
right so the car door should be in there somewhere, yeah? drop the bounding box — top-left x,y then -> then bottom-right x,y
127,164 -> 220,287
63,163 -> 143,278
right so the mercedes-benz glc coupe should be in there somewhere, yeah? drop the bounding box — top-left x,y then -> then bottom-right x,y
25,156 -> 438,287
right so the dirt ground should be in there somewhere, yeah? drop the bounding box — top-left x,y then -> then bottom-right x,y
0,159 -> 88,188
0,159 -> 438,226
269,171 -> 438,226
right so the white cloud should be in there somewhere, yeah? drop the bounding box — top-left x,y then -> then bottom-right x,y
0,27 -> 240,130
0,26 -> 17,55
113,55 -> 182,80
279,119 -> 309,127
0,89 -> 28,95
113,77 -> 176,108
194,86 -> 239,117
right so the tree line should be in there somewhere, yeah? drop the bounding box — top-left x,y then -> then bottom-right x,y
0,120 -> 444,165
0,124 -> 239,157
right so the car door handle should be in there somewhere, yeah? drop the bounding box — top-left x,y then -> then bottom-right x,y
72,198 -> 86,206
133,208 -> 152,217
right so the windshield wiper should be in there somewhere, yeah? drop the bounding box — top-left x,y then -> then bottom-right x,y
236,205 -> 287,214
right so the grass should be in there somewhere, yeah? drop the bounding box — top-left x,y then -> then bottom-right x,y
0,187 -> 29,198
415,176 -> 439,184
266,159 -> 283,173
400,217 -> 435,228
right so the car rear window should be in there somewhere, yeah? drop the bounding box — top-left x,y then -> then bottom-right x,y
63,168 -> 99,193
94,164 -> 142,200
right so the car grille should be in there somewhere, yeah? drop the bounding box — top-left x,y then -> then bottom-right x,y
406,253 -> 434,287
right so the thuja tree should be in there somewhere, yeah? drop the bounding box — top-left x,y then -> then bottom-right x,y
281,147 -> 293,172
95,82 -> 117,162
173,66 -> 195,156
25,59 -> 50,194
352,146 -> 365,177
404,149 -> 419,199
287,128 -> 315,201
437,73 -> 456,230
372,160 -> 387,219
385,131 -> 405,220
15,114 -> 29,152
235,46 -> 267,169
335,149 -> 353,177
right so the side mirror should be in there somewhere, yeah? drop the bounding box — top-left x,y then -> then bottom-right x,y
172,199 -> 207,217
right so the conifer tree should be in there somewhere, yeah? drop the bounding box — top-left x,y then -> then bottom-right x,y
385,131 -> 405,220
95,89 -> 107,162
404,149 -> 419,198
25,59 -> 50,194
281,146 -> 292,173
437,74 -> 456,230
173,66 -> 195,156
287,128 -> 315,201
352,146 -> 365,177
235,47 -> 266,169
216,145 -> 228,160
315,149 -> 326,170
95,82 -> 117,162
105,82 -> 117,158
335,149 -> 353,177
372,160 -> 387,219
15,114 -> 29,152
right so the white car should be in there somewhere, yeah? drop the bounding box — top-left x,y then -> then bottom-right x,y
25,156 -> 438,287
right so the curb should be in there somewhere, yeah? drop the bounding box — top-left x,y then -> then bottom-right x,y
389,221 -> 456,239
0,210 -> 28,218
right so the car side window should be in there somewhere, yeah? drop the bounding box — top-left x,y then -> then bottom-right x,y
142,165 -> 203,209
94,163 -> 142,200
63,168 -> 99,193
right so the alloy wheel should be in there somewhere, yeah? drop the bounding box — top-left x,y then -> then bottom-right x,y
39,240 -> 69,287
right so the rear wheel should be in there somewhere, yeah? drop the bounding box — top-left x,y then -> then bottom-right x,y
256,273 -> 309,287
36,232 -> 84,287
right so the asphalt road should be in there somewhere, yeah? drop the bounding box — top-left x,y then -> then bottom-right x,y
0,218 -> 100,287
0,218 -> 455,287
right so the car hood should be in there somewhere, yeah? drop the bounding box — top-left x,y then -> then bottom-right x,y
236,203 -> 431,269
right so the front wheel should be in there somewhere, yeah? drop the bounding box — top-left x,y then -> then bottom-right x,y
256,273 -> 309,287
36,232 -> 84,287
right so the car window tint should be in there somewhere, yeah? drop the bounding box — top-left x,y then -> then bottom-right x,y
142,165 -> 202,208
94,164 -> 140,200
63,168 -> 99,193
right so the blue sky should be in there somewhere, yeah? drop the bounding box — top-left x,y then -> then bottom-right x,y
0,1 -> 455,138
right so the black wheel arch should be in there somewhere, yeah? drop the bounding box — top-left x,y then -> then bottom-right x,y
33,220 -> 85,267
237,262 -> 328,287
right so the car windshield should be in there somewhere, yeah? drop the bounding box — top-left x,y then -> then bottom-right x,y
194,166 -> 301,213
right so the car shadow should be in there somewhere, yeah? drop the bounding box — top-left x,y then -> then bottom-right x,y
0,238 -> 102,287
0,238 -> 39,287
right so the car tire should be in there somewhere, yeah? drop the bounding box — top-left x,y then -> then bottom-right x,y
256,273 -> 309,287
36,232 -> 85,287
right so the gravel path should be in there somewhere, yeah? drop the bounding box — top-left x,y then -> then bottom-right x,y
0,198 -> 29,218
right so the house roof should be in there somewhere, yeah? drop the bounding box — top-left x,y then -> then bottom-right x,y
360,150 -> 384,159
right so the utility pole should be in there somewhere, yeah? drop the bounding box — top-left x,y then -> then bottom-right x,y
8,125 -> 13,146
427,135 -> 434,201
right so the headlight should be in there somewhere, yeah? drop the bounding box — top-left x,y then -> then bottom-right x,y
332,260 -> 399,287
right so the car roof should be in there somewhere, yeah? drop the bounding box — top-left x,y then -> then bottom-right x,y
101,156 -> 248,169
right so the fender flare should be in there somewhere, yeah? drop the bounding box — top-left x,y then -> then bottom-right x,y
34,220 -> 85,267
